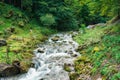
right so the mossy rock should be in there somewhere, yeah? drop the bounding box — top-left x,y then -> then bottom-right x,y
40,36 -> 48,42
51,36 -> 60,41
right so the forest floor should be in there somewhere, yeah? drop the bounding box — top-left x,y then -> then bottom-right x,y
0,3 -> 56,72
70,20 -> 120,80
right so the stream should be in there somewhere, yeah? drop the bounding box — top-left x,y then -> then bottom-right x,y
0,32 -> 80,80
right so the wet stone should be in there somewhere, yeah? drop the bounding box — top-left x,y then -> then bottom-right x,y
68,51 -> 73,54
37,48 -> 44,53
51,36 -> 60,41
71,54 -> 78,57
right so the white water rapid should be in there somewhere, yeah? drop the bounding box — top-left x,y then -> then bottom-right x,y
0,32 -> 80,80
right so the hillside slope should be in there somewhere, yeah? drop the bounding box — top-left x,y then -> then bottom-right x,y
70,21 -> 120,80
0,2 -> 55,72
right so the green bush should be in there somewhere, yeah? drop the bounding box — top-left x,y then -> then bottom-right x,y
40,14 -> 56,27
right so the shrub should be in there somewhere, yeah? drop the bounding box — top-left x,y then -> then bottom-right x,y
40,14 -> 56,27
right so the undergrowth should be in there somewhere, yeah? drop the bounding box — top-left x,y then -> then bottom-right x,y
0,3 -> 56,72
73,22 -> 120,80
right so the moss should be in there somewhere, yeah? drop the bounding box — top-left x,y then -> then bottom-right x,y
0,3 -> 56,72
74,26 -> 105,45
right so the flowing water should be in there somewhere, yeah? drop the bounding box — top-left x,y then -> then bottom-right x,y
0,32 -> 80,80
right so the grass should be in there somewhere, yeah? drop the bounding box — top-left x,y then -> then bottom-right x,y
73,22 -> 120,80
0,2 -> 56,72
74,26 -> 105,46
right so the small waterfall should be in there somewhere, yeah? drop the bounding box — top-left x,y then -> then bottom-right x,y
0,32 -> 80,80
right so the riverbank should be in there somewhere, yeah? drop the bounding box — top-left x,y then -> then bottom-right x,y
71,20 -> 120,80
0,3 -> 56,76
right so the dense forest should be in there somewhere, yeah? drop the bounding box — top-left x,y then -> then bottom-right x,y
0,0 -> 120,80
1,0 -> 120,30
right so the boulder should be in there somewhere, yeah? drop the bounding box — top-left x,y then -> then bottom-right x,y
0,39 -> 7,47
51,36 -> 60,41
0,63 -> 20,77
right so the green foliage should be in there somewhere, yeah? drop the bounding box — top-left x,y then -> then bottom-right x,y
65,0 -> 109,26
74,23 -> 120,79
0,3 -> 56,66
79,4 -> 90,25
40,14 -> 56,27
74,26 -> 104,45
100,64 -> 111,76
0,50 -> 23,64
33,0 -> 79,31
111,72 -> 120,80
40,27 -> 56,36
91,0 -> 120,17
21,0 -> 33,12
2,0 -> 112,30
